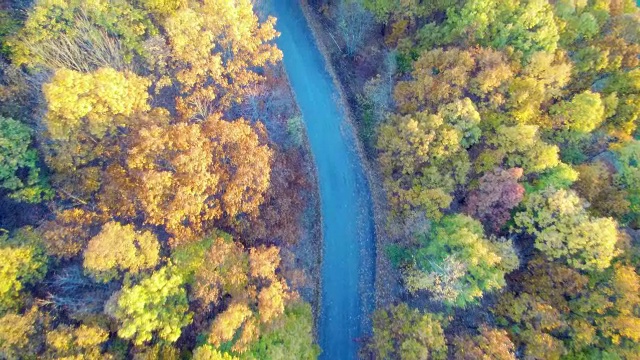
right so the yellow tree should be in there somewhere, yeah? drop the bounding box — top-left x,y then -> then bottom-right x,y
41,67 -> 150,198
83,222 -> 160,282
162,0 -> 283,119
377,111 -> 470,219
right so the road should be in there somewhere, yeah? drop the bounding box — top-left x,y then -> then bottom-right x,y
267,1 -> 376,359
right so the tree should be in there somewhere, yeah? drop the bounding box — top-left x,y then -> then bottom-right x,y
83,222 -> 160,282
162,0 -> 282,119
437,98 -> 482,147
181,236 -> 292,354
40,208 -> 101,259
452,325 -> 516,360
138,0 -> 186,18
193,238 -> 249,307
402,214 -> 518,307
573,161 -> 630,219
614,140 -> 640,227
0,307 -> 40,358
98,114 -> 272,245
207,302 -> 252,349
420,0 -> 560,61
394,48 -> 475,114
514,188 -> 620,271
193,345 -> 237,360
0,228 -> 48,313
370,303 -> 447,360
550,91 -> 606,132
377,111 -> 470,219
493,256 -> 640,359
110,266 -> 192,345
336,0 -> 374,56
41,67 -> 150,199
506,51 -> 572,124
464,167 -> 525,232
10,0 -> 155,70
246,301 -> 320,360
45,323 -> 110,359
0,117 -> 52,203
478,124 -> 560,174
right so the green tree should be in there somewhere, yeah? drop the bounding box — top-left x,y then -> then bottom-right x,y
83,222 -> 160,282
402,214 -> 518,307
420,0 -> 560,60
370,303 -> 447,360
110,266 -> 192,345
614,140 -> 640,227
0,117 -> 52,203
550,91 -> 605,132
514,188 -> 620,271
0,228 -> 48,313
246,302 -> 320,360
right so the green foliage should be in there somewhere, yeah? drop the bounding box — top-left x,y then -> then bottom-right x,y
420,0 -> 560,61
550,91 -> 605,133
614,140 -> 640,226
286,116 -> 305,148
111,266 -> 192,345
0,117 -> 52,203
245,302 -> 320,360
478,124 -> 560,174
514,188 -> 620,271
402,214 -> 518,307
0,228 -> 48,314
370,303 -> 447,360
527,162 -> 579,192
170,231 -> 231,283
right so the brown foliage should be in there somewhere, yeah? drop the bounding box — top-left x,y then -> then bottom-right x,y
452,325 -> 516,360
573,161 -> 630,219
40,209 -> 101,259
98,113 -> 272,246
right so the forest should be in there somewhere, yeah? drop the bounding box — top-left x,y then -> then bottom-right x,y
1,0 -> 640,359
306,0 -> 640,359
0,0 -> 320,359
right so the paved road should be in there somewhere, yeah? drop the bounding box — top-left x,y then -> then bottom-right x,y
267,1 -> 376,359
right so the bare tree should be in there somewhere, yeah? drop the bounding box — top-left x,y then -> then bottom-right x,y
336,0 -> 374,56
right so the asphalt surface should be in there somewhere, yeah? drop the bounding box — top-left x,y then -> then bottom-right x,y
267,1 -> 376,358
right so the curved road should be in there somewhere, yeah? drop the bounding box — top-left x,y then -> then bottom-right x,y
267,1 -> 376,359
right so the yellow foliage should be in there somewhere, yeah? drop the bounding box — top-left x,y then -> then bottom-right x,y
163,0 -> 282,119
42,68 -> 150,198
83,222 -> 160,282
208,302 -> 252,347
258,280 -> 288,324
249,246 -> 280,281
